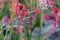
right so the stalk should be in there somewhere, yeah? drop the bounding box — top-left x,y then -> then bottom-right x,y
24,0 -> 29,4
58,0 -> 60,8
0,20 -> 4,40
30,0 -> 32,11
19,32 -> 23,40
39,10 -> 44,40
9,0 -> 15,40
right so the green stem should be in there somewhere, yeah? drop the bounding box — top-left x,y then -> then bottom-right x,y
19,32 -> 23,40
58,0 -> 60,8
0,20 -> 4,40
37,0 -> 40,7
9,0 -> 14,40
57,0 -> 60,8
10,20 -> 13,40
39,10 -> 44,40
30,0 -> 32,11
24,0 -> 29,5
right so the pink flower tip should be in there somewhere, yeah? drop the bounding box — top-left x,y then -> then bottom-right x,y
2,15 -> 8,24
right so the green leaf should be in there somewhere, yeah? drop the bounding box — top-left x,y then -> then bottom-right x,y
25,25 -> 31,40
0,10 -> 4,20
34,13 -> 40,27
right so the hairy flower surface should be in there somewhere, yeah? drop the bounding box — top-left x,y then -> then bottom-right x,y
50,6 -> 59,36
34,7 -> 40,15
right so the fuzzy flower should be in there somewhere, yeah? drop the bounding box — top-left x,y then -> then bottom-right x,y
10,0 -> 21,17
44,6 -> 59,39
0,0 -> 3,5
53,6 -> 58,17
44,14 -> 51,21
15,1 -> 21,16
2,15 -> 8,25
34,7 -> 40,15
50,6 -> 59,36
20,12 -> 27,20
19,5 -> 28,20
30,16 -> 34,20
16,25 -> 23,33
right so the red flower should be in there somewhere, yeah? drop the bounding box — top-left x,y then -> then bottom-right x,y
50,18 -> 58,35
53,6 -> 58,13
0,1 -> 3,5
45,6 -> 59,39
16,25 -> 23,33
22,4 -> 25,9
52,6 -> 58,17
19,5 -> 28,20
19,11 -> 27,20
22,4 -> 28,12
34,7 -> 40,15
23,7 -> 28,12
30,16 -> 34,20
49,6 -> 59,36
45,18 -> 59,39
16,27 -> 22,33
20,11 -> 24,19
15,2 -> 21,16
23,11 -> 27,18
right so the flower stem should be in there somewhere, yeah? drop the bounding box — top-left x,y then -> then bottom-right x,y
19,32 -> 23,40
10,0 -> 15,40
0,20 -> 4,40
39,10 -> 44,40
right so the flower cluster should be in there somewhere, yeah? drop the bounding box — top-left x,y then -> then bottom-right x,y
44,6 -> 59,39
34,7 -> 40,15
13,0 -> 40,20
15,1 -> 21,16
50,6 -> 59,36
48,0 -> 56,7
53,6 -> 58,17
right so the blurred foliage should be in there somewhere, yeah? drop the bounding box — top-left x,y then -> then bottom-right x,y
56,0 -> 60,8
0,10 -> 4,20
0,0 -> 60,40
3,2 -> 11,18
25,25 -> 31,40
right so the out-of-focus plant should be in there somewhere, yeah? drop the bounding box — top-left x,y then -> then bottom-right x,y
0,0 -> 60,40
0,0 -> 5,40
